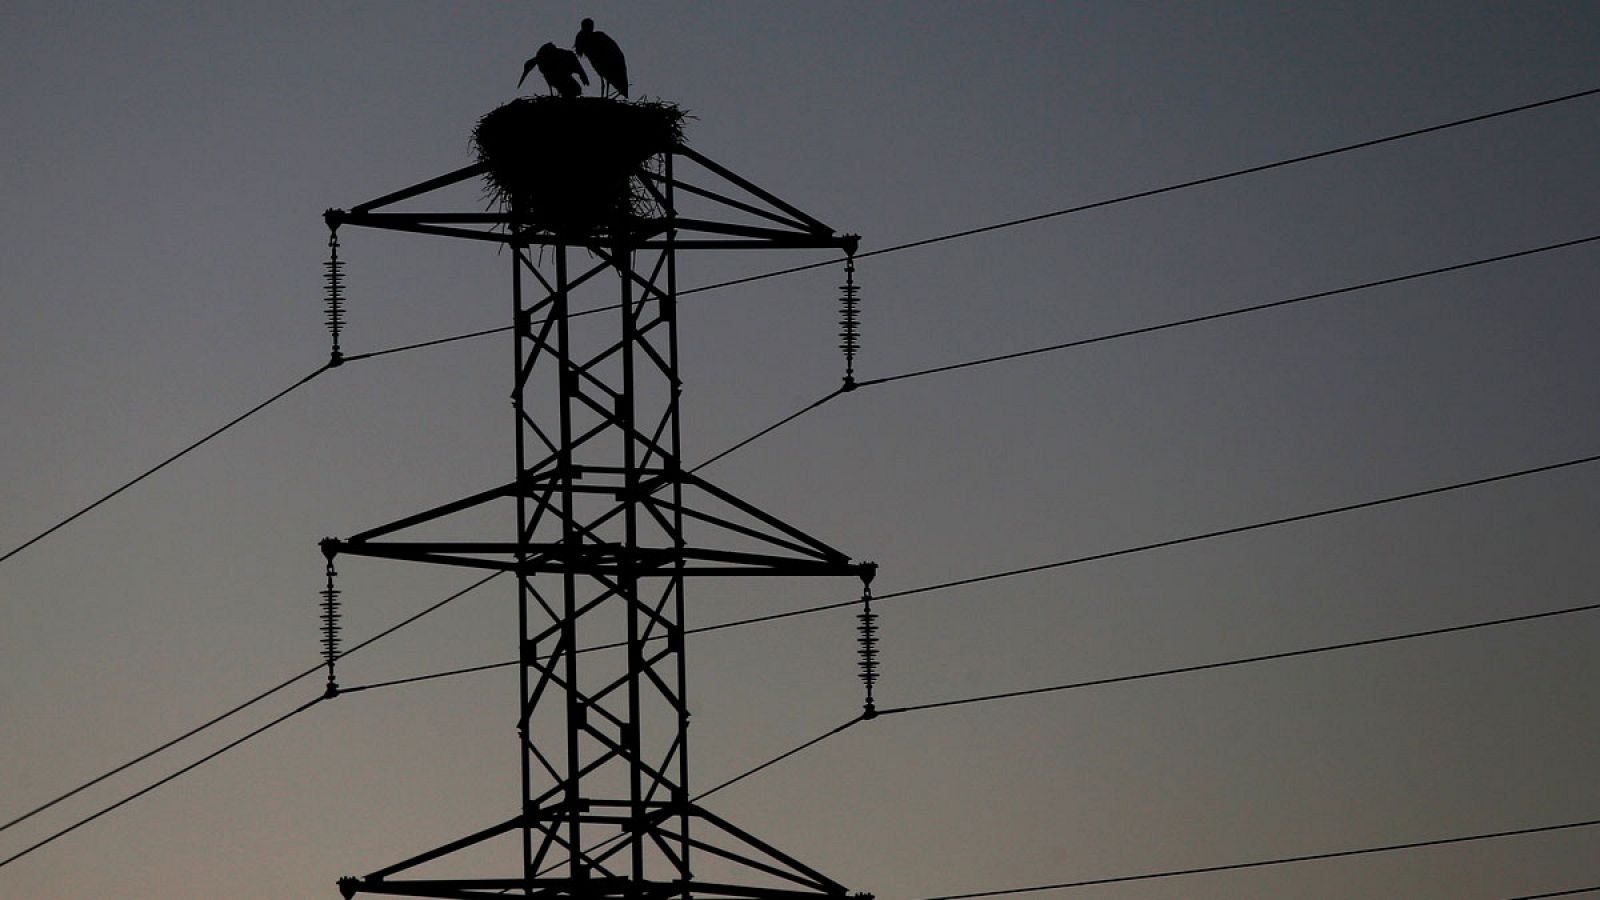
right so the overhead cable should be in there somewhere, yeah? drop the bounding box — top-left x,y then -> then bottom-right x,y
0,362 -> 331,570
639,450 -> 1600,634
690,387 -> 847,473
343,86 -> 1600,365
877,452 -> 1600,604
1,667 -> 316,837
877,601 -> 1600,716
527,714 -> 871,887
914,817 -> 1600,899
335,451 -> 1600,697
12,226 -> 1588,578
679,233 -> 1600,475
0,572 -> 500,837
695,714 -> 866,801
0,695 -> 325,870
10,82 -> 1596,871
855,232 -> 1600,389
342,323 -> 511,363
337,593 -> 1600,724
678,86 -> 1600,298
339,655 -> 514,695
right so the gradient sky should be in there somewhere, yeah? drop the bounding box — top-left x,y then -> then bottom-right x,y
3,3 -> 1599,898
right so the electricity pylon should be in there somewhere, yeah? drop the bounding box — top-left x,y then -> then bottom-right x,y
321,128 -> 873,900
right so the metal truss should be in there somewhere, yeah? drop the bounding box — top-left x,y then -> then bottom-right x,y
324,144 -> 871,900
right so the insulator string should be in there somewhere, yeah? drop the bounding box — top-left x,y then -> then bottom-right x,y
838,255 -> 860,389
857,578 -> 878,718
319,549 -> 342,697
324,229 -> 346,365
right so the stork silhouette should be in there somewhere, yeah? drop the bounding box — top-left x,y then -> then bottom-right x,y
519,42 -> 588,98
574,18 -> 628,98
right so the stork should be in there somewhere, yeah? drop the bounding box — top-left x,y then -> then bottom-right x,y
574,18 -> 628,98
519,42 -> 588,98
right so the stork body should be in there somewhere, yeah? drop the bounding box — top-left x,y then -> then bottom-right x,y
520,42 -> 588,97
574,18 -> 628,98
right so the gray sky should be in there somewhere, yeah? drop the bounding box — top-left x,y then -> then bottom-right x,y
3,2 -> 1598,897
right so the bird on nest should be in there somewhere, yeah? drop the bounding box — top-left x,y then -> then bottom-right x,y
519,42 -> 588,98
574,18 -> 628,98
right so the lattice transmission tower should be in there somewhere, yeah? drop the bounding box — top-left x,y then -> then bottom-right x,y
318,100 -> 875,900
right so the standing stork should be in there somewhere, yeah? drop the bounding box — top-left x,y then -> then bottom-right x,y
520,42 -> 588,98
574,18 -> 628,98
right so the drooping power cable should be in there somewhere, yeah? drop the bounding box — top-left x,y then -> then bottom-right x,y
875,601 -> 1600,716
340,87 -> 1600,364
678,87 -> 1600,298
913,817 -> 1600,899
0,362 -> 331,570
0,572 -> 501,837
0,696 -> 326,870
332,446 -> 1600,698
855,233 -> 1600,389
680,232 -> 1600,477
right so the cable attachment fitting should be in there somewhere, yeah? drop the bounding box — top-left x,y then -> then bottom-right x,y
856,576 -> 879,718
838,254 -> 861,390
319,547 -> 342,697
324,227 -> 346,367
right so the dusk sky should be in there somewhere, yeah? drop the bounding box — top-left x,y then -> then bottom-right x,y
3,3 -> 1598,898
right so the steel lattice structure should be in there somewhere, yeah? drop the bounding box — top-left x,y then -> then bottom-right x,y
321,139 -> 872,900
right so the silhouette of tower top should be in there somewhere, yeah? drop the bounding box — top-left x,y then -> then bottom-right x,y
322,109 -> 869,900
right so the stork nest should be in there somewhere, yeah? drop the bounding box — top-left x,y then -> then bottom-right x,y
472,96 -> 687,235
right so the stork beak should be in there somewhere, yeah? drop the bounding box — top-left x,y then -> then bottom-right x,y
517,61 -> 533,88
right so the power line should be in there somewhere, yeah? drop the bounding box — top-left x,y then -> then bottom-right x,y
677,86 -> 1600,298
0,667 -> 312,837
11,89 -> 1585,585
625,449 -> 1600,655
343,323 -> 510,362
339,656 -> 514,695
17,221 -> 1548,813
0,695 -> 325,870
685,596 -> 861,638
341,277 -> 633,362
12,590 -> 1588,876
855,232 -> 1600,389
690,387 -> 846,473
333,450 -> 1600,697
516,715 -> 869,891
914,817 -> 1600,899
3,407 -> 1578,874
0,362 -> 331,570
337,571 -> 502,660
0,572 -> 501,837
9,82 -> 1594,887
340,86 -> 1600,365
877,601 -> 1600,716
338,593 -> 868,694
13,224 -> 1588,581
680,232 -> 1600,475
876,451 -> 1600,604
684,606 -> 1599,829
63,91 -> 1566,574
682,718 -> 1600,900
16,88 -> 1594,567
695,714 -> 865,801
337,590 -> 1600,726
323,238 -> 1600,696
